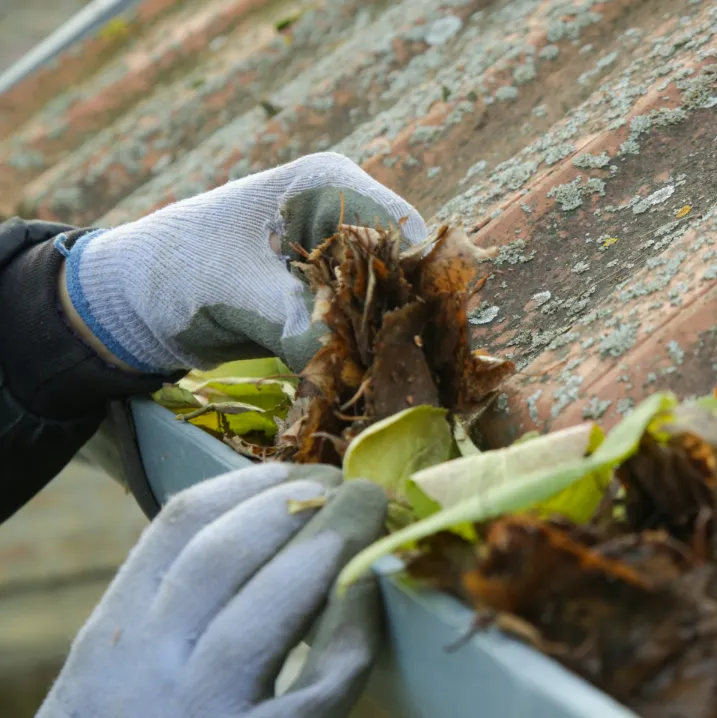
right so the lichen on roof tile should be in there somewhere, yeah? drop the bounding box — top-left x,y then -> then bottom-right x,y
4,0 -> 717,447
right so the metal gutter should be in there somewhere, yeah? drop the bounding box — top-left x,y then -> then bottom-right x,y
0,0 -> 139,96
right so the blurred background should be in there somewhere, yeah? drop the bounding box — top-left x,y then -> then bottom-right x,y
0,1 -> 89,74
0,463 -> 148,716
1,7 -> 148,717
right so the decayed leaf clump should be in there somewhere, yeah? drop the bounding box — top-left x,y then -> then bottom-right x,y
275,222 -> 514,465
403,400 -> 717,718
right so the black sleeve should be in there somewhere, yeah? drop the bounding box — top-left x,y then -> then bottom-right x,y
0,218 -> 181,524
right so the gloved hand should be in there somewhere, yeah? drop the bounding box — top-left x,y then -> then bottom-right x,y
37,463 -> 388,718
56,152 -> 427,374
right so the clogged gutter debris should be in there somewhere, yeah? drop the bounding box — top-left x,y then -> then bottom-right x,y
153,223 -> 717,718
274,220 -> 513,465
154,219 -> 515,470
399,394 -> 717,718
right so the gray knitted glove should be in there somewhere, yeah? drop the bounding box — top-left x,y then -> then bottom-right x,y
36,463 -> 388,718
57,152 -> 426,373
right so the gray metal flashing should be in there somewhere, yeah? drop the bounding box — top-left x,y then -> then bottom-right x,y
0,0 -> 138,96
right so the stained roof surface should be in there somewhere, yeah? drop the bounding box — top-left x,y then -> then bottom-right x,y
2,0 -> 716,445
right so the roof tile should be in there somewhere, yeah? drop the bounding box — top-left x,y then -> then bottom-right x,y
4,0 -> 716,446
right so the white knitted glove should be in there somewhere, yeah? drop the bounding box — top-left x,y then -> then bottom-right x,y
56,153 -> 426,373
36,463 -> 388,718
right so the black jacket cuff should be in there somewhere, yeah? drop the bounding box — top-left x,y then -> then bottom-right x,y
0,235 -> 182,421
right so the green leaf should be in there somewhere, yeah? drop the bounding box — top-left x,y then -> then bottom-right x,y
592,391 -> 678,461
183,359 -> 295,412
152,385 -> 202,410
192,379 -> 294,412
275,13 -> 301,32
337,392 -> 677,594
691,395 -> 717,412
338,458 -> 596,595
155,359 -> 295,421
412,422 -> 605,523
405,478 -> 476,541
537,424 -> 607,522
386,501 -> 417,533
223,411 -> 278,437
404,479 -> 442,519
343,406 -> 454,499
187,409 -> 279,438
193,357 -> 294,381
452,418 -> 481,456
658,401 -> 717,448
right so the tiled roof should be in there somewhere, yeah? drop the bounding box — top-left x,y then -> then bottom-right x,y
3,0 -> 717,444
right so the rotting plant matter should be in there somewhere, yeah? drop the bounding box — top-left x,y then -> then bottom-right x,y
275,214 -> 515,465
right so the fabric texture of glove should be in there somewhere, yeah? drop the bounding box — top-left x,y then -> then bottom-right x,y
57,152 -> 427,374
36,462 -> 388,718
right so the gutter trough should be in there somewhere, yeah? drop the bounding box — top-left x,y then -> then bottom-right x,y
0,0 -> 139,96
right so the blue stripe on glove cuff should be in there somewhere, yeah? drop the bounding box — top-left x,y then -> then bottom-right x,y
58,228 -> 163,374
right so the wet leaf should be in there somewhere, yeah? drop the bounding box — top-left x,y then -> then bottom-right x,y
338,456 -> 597,593
457,520 -> 717,718
343,405 -> 454,499
186,408 -> 279,439
338,393 -> 678,592
410,225 -> 495,298
193,357 -> 294,382
401,392 -> 717,717
411,423 -> 606,522
459,516 -> 653,614
154,358 -> 294,448
192,379 -> 294,412
618,401 -> 717,546
367,302 -> 440,419
453,417 -> 481,456
152,385 -> 203,410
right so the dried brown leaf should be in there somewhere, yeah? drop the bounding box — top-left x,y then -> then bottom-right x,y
367,302 -> 440,420
280,222 -> 513,465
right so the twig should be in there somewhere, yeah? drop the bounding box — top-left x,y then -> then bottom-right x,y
310,431 -> 349,454
334,411 -> 372,422
256,373 -> 300,384
340,376 -> 372,411
289,241 -> 310,259
468,273 -> 491,297
336,191 -> 346,232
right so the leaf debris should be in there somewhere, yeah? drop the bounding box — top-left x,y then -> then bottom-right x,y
399,398 -> 717,718
276,223 -> 514,465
